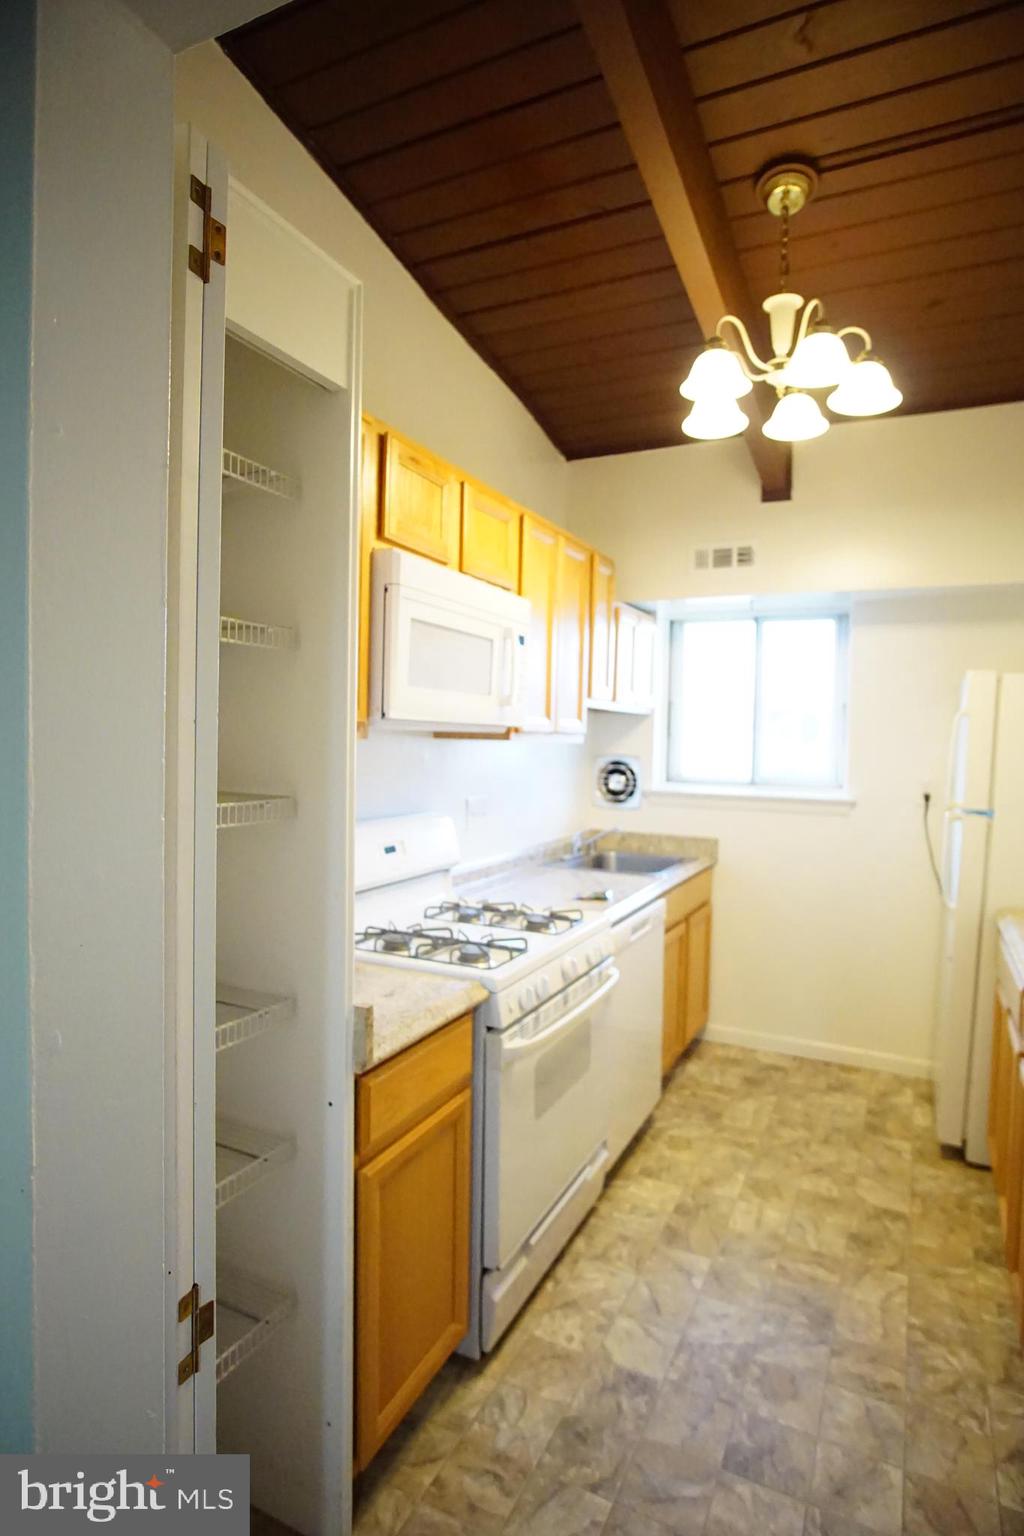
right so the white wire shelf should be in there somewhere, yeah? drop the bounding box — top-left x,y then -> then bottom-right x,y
215,1117 -> 296,1210
216,792 -> 296,830
220,615 -> 298,651
216,1265 -> 295,1385
222,449 -> 298,502
216,984 -> 295,1054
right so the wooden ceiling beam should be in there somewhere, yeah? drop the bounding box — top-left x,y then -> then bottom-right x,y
575,0 -> 791,501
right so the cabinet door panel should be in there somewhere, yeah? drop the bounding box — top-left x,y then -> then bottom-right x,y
631,611 -> 657,712
519,515 -> 558,733
555,534 -> 590,735
461,482 -> 520,590
614,604 -> 637,707
662,921 -> 687,1076
684,905 -> 711,1048
356,1089 -> 471,1468
381,431 -> 459,564
588,552 -> 615,704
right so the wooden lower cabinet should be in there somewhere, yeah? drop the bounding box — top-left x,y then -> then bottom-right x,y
685,903 -> 712,1047
990,990 -> 1024,1277
661,872 -> 714,1076
355,1016 -> 472,1471
662,920 -> 687,1075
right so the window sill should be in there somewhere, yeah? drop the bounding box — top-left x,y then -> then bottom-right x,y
648,782 -> 856,812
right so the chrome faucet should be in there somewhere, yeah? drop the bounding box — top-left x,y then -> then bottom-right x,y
569,828 -> 616,858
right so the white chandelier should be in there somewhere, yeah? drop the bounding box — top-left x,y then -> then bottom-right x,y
680,162 -> 902,444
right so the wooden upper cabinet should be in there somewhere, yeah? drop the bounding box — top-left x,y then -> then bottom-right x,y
588,551 -> 615,704
380,430 -> 460,566
519,514 -> 559,733
614,603 -> 657,713
554,534 -> 591,735
460,481 -> 521,591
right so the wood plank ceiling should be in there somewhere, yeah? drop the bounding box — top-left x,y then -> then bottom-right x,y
221,0 -> 1024,462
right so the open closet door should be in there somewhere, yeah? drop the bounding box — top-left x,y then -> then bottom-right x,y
166,122 -> 226,1454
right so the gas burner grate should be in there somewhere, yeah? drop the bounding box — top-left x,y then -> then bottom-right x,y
424,899 -> 583,934
355,923 -> 528,969
475,901 -> 584,935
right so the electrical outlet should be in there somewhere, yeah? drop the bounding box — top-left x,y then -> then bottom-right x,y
466,795 -> 489,821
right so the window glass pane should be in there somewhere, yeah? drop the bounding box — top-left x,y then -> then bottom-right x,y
756,618 -> 838,785
670,619 -> 756,782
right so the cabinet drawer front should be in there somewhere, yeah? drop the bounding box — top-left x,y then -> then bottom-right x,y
665,869 -> 712,930
357,1014 -> 472,1164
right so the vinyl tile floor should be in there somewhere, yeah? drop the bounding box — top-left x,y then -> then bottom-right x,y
353,1041 -> 1024,1536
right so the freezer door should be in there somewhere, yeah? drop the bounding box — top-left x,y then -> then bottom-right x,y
933,808 -> 991,1147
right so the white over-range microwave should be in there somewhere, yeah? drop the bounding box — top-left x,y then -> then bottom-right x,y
369,547 -> 531,733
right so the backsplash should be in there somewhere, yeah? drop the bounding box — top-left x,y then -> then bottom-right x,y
355,730 -> 590,864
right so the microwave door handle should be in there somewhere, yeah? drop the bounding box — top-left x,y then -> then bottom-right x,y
499,629 -> 515,706
501,968 -> 619,1058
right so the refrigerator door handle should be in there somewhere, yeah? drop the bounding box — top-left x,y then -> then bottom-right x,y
940,808 -> 965,912
944,707 -> 968,805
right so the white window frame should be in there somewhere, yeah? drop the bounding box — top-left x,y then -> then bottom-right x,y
657,603 -> 852,803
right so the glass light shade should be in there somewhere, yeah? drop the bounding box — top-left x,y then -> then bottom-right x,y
681,398 -> 749,440
679,342 -> 752,401
779,325 -> 851,389
826,356 -> 902,417
762,389 -> 829,443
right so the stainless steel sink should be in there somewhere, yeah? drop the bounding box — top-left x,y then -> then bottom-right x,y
562,850 -> 682,874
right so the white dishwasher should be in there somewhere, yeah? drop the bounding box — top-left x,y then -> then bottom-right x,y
608,897 -> 666,1166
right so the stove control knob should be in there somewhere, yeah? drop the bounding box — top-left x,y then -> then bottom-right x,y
518,984 -> 537,1013
537,976 -> 552,1001
562,956 -> 580,982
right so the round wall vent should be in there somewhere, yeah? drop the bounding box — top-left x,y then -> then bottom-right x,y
594,755 -> 642,810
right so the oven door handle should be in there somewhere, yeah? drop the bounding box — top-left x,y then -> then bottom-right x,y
501,967 -> 619,1058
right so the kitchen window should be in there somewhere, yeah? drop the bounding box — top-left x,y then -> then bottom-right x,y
665,610 -> 849,793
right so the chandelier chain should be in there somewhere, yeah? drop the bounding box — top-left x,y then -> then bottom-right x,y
779,189 -> 790,290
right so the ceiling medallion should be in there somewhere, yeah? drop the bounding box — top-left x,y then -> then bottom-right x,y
680,159 -> 902,443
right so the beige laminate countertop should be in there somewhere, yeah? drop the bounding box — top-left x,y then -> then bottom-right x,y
353,963 -> 486,1074
353,830 -> 718,1073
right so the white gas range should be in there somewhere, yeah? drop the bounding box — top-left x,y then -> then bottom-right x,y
354,814 -> 620,1355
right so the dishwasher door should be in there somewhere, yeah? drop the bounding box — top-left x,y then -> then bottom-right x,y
608,898 -> 666,1166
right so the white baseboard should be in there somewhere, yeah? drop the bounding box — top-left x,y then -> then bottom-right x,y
702,1022 -> 931,1080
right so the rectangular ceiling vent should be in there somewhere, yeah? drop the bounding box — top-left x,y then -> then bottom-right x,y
693,543 -> 755,572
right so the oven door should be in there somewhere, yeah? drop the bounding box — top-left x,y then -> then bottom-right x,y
379,579 -> 526,731
483,965 -> 618,1271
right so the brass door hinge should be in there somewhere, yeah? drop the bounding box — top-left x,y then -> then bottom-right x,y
177,1282 -> 216,1385
188,175 -> 227,283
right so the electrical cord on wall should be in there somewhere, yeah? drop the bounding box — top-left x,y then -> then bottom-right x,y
922,791 -> 943,894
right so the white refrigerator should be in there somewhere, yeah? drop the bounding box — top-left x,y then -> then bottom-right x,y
934,671 -> 1024,1162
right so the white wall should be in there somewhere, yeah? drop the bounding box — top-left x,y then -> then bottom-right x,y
568,403 -> 1024,602
586,587 -> 1024,1075
357,733 -> 588,866
174,43 -> 584,864
30,0 -> 174,1450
